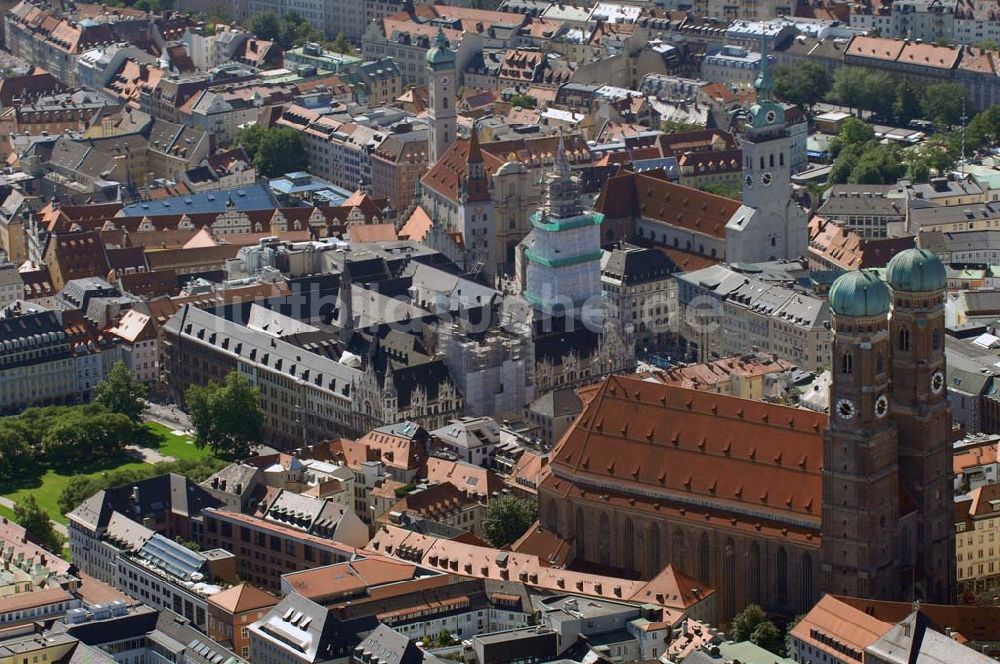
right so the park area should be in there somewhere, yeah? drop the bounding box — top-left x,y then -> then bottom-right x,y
0,421 -> 219,526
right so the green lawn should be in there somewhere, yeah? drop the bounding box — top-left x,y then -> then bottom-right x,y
140,422 -> 213,462
1,454 -> 148,524
0,422 -> 218,526
0,504 -> 14,522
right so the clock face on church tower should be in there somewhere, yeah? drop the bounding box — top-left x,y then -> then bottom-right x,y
761,172 -> 773,186
836,398 -> 856,420
766,110 -> 777,124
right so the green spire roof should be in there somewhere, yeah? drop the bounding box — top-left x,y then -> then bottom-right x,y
426,26 -> 455,69
754,36 -> 772,99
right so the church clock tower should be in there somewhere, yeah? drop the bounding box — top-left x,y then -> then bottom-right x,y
886,248 -> 955,603
741,38 -> 791,212
822,270 -> 901,600
426,27 -> 456,166
728,37 -> 807,263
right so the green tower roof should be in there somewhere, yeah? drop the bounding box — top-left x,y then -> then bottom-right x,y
426,26 -> 455,69
829,270 -> 891,318
885,247 -> 947,293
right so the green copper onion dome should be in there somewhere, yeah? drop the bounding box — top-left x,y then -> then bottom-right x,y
885,247 -> 947,293
829,270 -> 891,318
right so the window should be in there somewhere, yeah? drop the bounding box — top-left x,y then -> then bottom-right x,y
644,523 -> 661,574
699,532 -> 710,584
749,542 -> 762,605
599,513 -> 611,565
723,538 -> 736,619
776,547 -> 788,604
899,327 -> 910,351
624,518 -> 635,572
575,509 -> 586,559
842,352 -> 853,375
801,552 -> 814,608
672,528 -> 685,571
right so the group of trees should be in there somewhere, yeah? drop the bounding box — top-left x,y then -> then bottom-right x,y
773,63 -> 970,129
246,12 -> 323,50
0,360 -> 147,475
235,125 -> 308,178
828,117 -> 959,185
482,494 -> 537,548
57,456 -> 228,517
830,67 -> 968,128
508,93 -> 537,109
773,61 -> 830,111
97,0 -> 174,12
13,496 -> 64,553
3,361 -> 149,552
730,605 -> 802,657
185,371 -> 264,460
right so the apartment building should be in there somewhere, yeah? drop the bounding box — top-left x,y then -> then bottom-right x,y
371,129 -> 429,213
182,84 -> 298,149
201,509 -> 358,593
66,474 -> 221,585
207,585 -> 278,660
0,303 -> 76,414
956,483 -> 1000,601
601,244 -> 679,351
114,531 -> 237,630
676,264 -> 831,371
107,309 -> 159,385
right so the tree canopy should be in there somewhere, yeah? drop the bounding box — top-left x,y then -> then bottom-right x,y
508,93 -> 537,109
827,117 -> 954,185
730,604 -> 784,655
773,61 -> 830,110
0,404 -> 137,473
186,371 -> 264,460
247,11 -> 324,49
237,125 -> 308,178
330,33 -> 354,55
94,360 -> 147,423
14,495 -> 64,553
923,82 -> 969,128
482,494 -> 537,548
892,80 -> 922,126
57,457 -> 227,516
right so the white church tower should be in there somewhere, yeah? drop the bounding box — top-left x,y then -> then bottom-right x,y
725,38 -> 808,263
426,27 -> 456,166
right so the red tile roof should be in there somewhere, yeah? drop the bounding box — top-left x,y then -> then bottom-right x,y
545,375 -> 825,538
808,216 -> 916,270
596,171 -> 740,240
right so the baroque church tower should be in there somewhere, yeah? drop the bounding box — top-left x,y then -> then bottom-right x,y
426,27 -> 456,166
726,38 -> 808,263
823,271 -> 901,599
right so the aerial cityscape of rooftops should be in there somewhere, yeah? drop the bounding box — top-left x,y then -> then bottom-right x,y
8,0 -> 1000,662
